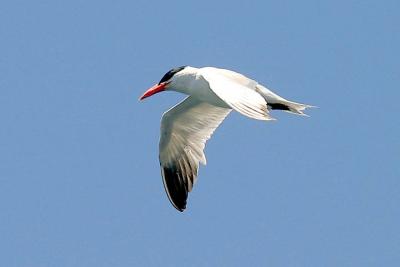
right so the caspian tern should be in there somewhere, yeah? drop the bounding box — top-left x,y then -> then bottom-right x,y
140,66 -> 312,211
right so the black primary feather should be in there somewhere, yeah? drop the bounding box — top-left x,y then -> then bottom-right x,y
162,164 -> 188,212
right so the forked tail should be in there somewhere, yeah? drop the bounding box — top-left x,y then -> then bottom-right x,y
255,84 -> 314,116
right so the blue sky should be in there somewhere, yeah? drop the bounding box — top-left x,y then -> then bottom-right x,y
1,0 -> 399,266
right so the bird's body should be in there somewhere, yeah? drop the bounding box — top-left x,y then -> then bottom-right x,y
140,66 -> 313,211
170,67 -> 229,108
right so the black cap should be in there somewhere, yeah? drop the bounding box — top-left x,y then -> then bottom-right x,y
158,66 -> 187,84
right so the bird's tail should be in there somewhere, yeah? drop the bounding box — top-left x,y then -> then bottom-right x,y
255,85 -> 315,116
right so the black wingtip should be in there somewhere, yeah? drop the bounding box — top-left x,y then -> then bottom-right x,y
162,165 -> 189,212
172,195 -> 186,212
177,207 -> 185,212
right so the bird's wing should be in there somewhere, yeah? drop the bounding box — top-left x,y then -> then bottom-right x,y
159,96 -> 231,211
200,68 -> 274,121
203,67 -> 259,88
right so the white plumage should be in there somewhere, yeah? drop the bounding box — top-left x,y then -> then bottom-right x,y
140,66 -> 313,211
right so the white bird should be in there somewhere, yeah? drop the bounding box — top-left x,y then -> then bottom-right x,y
140,66 -> 313,211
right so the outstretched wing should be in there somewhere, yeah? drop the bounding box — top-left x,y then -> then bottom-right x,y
159,96 -> 231,211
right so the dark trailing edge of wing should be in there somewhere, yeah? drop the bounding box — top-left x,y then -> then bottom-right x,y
161,164 -> 188,212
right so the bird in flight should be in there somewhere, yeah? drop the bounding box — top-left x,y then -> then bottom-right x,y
140,66 -> 313,211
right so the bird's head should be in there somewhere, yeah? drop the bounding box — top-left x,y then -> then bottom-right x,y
139,66 -> 188,100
